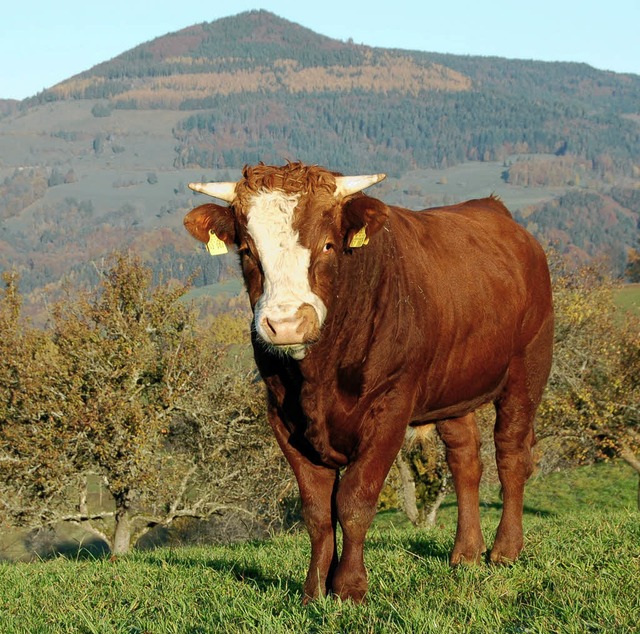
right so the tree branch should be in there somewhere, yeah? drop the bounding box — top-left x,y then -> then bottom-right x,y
58,511 -> 115,523
168,464 -> 198,517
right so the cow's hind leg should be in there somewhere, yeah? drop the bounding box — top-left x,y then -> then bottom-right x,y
491,323 -> 552,564
437,413 -> 486,564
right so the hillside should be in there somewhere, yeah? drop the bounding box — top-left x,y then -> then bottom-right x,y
1,10 -> 639,318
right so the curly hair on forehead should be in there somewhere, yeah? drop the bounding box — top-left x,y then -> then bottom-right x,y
236,161 -> 340,200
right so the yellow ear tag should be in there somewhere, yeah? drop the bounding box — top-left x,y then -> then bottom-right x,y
349,226 -> 369,248
206,230 -> 228,256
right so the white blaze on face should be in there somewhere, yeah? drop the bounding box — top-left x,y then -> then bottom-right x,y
246,190 -> 327,356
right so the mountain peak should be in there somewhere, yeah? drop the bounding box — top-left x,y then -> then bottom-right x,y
85,10 -> 350,73
40,10 -> 470,105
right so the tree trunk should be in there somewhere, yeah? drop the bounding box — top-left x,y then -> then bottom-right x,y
422,473 -> 448,527
619,446 -> 640,511
112,498 -> 133,555
395,453 -> 419,525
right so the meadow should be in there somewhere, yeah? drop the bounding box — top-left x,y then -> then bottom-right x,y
0,461 -> 638,633
615,283 -> 640,315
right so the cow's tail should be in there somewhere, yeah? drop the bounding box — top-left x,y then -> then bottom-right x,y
405,422 -> 437,447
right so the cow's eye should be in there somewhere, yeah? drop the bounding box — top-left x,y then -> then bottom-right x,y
323,242 -> 334,253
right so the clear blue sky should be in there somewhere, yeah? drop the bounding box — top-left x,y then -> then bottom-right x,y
1,0 -> 639,100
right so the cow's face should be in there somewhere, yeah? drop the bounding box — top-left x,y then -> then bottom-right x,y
184,163 -> 387,359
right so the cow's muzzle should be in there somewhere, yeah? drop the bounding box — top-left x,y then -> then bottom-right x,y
258,303 -> 321,349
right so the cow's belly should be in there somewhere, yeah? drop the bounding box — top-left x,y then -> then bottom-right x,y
411,371 -> 508,423
409,346 -> 511,422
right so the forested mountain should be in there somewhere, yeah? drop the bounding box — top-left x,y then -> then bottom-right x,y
34,11 -> 639,177
1,10 -> 639,319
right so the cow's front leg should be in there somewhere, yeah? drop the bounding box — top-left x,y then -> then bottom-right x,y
299,465 -> 340,601
332,425 -> 406,602
267,406 -> 339,601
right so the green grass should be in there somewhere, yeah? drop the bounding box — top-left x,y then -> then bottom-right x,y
1,462 -> 638,633
615,283 -> 640,315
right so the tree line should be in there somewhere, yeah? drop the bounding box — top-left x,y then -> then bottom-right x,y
513,190 -> 639,277
171,90 -> 639,178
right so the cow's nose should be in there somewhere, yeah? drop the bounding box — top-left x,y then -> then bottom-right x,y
259,303 -> 321,347
262,315 -> 304,345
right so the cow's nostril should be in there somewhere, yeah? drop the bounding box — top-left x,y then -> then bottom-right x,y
265,317 -> 277,336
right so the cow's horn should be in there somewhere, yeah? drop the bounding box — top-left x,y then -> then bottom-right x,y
188,181 -> 237,202
334,173 -> 386,198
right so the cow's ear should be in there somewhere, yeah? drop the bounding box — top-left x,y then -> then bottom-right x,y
341,196 -> 389,248
184,203 -> 236,252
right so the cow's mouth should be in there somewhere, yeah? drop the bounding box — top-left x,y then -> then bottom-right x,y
273,343 -> 308,360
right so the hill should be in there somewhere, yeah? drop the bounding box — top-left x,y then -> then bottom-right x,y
1,461 -> 638,631
1,10 -> 639,318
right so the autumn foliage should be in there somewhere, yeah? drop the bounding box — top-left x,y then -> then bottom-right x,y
0,255 -> 291,554
537,258 -> 640,472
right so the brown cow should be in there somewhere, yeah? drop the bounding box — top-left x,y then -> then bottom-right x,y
184,161 -> 553,603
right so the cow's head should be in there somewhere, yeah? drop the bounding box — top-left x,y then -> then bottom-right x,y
184,162 -> 387,359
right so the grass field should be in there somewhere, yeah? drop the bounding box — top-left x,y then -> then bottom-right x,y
615,283 -> 640,315
0,462 -> 638,633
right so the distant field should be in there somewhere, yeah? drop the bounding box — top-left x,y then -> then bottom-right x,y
183,278 -> 244,301
616,283 -> 640,315
1,462 -> 638,632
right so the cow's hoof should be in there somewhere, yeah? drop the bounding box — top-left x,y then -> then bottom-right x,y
490,531 -> 523,565
331,571 -> 368,603
333,585 -> 367,603
450,536 -> 486,566
450,548 -> 486,566
489,542 -> 521,565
